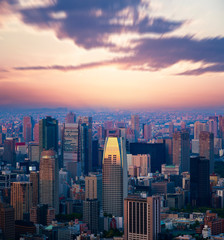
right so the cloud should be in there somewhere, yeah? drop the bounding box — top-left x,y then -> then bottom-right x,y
14,36 -> 224,75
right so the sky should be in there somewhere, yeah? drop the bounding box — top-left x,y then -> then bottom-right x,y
0,0 -> 224,110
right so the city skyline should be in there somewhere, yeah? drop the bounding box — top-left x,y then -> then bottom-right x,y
0,0 -> 224,109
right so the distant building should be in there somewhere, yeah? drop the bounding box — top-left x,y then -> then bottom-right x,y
103,137 -> 128,217
33,123 -> 39,143
3,138 -> 16,166
30,171 -> 39,207
28,143 -> 39,162
39,150 -> 59,214
131,115 -> 140,141
11,182 -> 33,220
124,195 -> 161,240
143,124 -> 152,142
173,131 -> 190,173
199,131 -> 214,173
23,116 -> 33,143
194,121 -> 207,139
39,116 -> 58,157
65,112 -> 76,124
161,164 -> 180,176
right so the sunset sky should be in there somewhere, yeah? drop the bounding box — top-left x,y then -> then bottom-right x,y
0,0 -> 224,110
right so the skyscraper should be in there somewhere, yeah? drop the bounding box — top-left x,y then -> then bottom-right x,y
85,173 -> 102,207
83,199 -> 100,234
78,116 -> 92,174
65,112 -> 76,123
33,123 -> 39,143
124,195 -> 161,240
143,124 -> 152,142
11,182 -> 33,220
169,122 -> 174,138
62,123 -> 79,175
39,116 -> 58,157
0,203 -> 15,240
194,121 -> 207,139
3,138 -> 16,166
199,131 -> 214,173
30,171 -> 39,207
131,115 -> 140,141
39,150 -> 59,214
23,116 -> 33,143
172,131 -> 190,173
208,116 -> 218,138
102,137 -> 127,217
190,156 -> 210,207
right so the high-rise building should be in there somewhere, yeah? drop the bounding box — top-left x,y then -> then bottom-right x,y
30,171 -> 39,207
11,182 -> 33,220
3,138 -> 16,166
33,123 -> 39,143
62,123 -> 79,175
103,137 -> 128,217
190,156 -> 210,207
220,116 -> 224,148
124,195 -> 161,240
28,143 -> 39,162
172,131 -> 190,173
208,116 -> 218,138
83,199 -> 100,234
85,173 -> 102,207
194,121 -> 207,139
77,116 -> 92,174
39,150 -> 59,214
0,203 -> 15,240
143,124 -> 152,142
130,154 -> 151,176
23,116 -> 33,143
169,122 -> 174,138
131,115 -> 140,141
39,116 -> 58,157
65,112 -> 76,124
199,131 -> 214,173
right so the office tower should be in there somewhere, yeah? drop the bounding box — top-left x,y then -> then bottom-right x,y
199,131 -> 214,173
77,116 -> 92,174
28,143 -> 39,162
0,132 -> 6,145
33,123 -> 39,143
124,195 -> 161,240
157,138 -> 173,165
3,138 -> 16,166
62,123 -> 79,175
190,156 -> 210,207
169,122 -> 174,138
23,116 -> 33,143
59,168 -> 69,198
97,126 -> 105,140
192,139 -> 199,154
102,137 -> 128,217
130,142 -> 165,172
131,115 -> 140,141
143,124 -> 152,142
65,111 -> 76,123
30,171 -> 39,207
219,115 -> 222,137
92,139 -> 99,170
39,150 -> 59,214
11,182 -> 33,220
194,121 -> 207,139
131,154 -> 151,176
208,116 -> 218,138
39,116 -> 58,156
0,203 -> 15,240
83,199 -> 100,234
85,173 -> 102,207
172,131 -> 190,173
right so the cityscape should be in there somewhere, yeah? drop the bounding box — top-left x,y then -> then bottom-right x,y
0,0 -> 224,240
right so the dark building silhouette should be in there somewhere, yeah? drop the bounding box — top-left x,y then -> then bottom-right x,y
39,116 -> 58,157
190,156 -> 210,207
130,142 -> 166,172
83,199 -> 100,234
0,203 -> 15,240
3,138 -> 16,166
